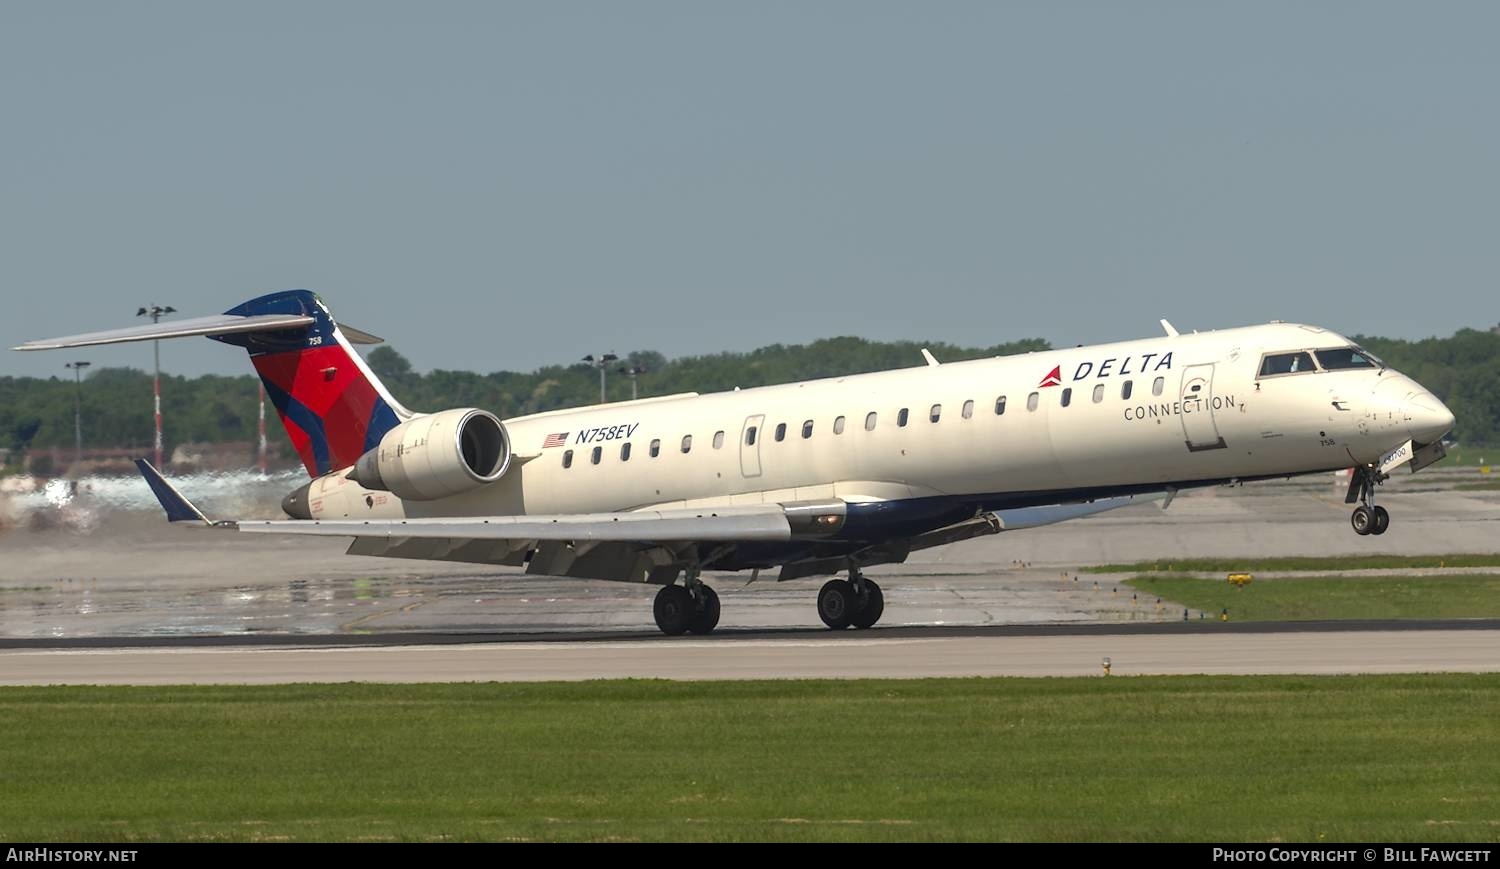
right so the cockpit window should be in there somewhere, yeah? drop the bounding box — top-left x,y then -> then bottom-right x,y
1314,348 -> 1379,371
1258,351 -> 1317,377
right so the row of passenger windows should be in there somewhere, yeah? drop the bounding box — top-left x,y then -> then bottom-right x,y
558,376 -> 1168,468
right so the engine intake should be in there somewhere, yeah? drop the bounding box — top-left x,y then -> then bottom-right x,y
350,408 -> 511,500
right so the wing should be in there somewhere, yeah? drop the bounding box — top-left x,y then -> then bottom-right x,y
134,459 -> 841,583
134,460 -> 1151,584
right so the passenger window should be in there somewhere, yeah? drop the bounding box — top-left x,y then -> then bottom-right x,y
680,435 -> 692,454
650,438 -> 661,458
713,431 -> 725,449
1258,351 -> 1317,377
745,426 -> 757,446
929,404 -> 941,423
897,408 -> 909,427
802,420 -> 813,439
1027,392 -> 1039,411
1121,380 -> 1133,400
833,416 -> 846,434
995,396 -> 1007,415
1152,377 -> 1164,396
1092,384 -> 1104,403
1061,388 -> 1072,407
562,449 -> 573,469
620,442 -> 631,461
962,400 -> 974,419
775,423 -> 787,442
591,446 -> 602,465
865,412 -> 878,431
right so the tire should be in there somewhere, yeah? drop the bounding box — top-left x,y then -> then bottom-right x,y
654,585 -> 695,636
818,579 -> 856,630
1351,506 -> 1373,536
687,585 -> 721,635
1371,506 -> 1390,535
851,579 -> 885,629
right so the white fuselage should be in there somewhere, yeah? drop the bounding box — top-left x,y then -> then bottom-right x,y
301,322 -> 1452,521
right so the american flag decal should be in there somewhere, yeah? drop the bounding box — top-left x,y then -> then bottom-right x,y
543,432 -> 569,449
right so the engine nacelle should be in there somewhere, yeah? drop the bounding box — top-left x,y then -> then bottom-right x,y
349,408 -> 511,501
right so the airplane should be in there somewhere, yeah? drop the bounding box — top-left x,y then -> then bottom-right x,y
14,289 -> 1455,635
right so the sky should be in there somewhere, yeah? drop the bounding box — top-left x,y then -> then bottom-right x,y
3,1 -> 1497,381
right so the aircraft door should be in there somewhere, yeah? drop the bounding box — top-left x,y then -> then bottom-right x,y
740,414 -> 765,478
1179,364 -> 1227,451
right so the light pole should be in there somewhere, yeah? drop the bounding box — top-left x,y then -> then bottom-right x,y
617,363 -> 648,400
65,361 -> 91,468
582,353 -> 618,404
136,304 -> 176,468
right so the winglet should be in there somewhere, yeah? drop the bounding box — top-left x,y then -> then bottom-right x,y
1160,319 -> 1180,338
920,348 -> 940,367
134,459 -> 212,524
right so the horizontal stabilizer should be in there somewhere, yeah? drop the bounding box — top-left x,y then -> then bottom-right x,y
133,459 -> 213,525
12,313 -> 316,351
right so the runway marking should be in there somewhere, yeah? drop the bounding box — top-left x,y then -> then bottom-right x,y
3,630 -> 1498,684
2,637 -> 936,658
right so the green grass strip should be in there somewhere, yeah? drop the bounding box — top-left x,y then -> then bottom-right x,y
3,677 -> 1500,842
1127,575 -> 1500,621
1083,555 -> 1500,574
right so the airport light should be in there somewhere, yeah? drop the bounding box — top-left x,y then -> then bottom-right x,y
582,353 -> 618,404
65,361 -> 91,468
136,304 -> 176,468
617,363 -> 648,400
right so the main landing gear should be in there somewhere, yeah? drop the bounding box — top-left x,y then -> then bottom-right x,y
653,569 -> 720,636
817,569 -> 885,630
1348,467 -> 1390,537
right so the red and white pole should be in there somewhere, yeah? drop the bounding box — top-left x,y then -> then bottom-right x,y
257,382 -> 268,473
137,304 -> 174,469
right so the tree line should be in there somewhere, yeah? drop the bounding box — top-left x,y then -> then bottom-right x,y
2,328 -> 1495,468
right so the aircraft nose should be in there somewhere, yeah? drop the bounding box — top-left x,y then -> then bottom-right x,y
1370,376 -> 1456,445
1406,390 -> 1456,445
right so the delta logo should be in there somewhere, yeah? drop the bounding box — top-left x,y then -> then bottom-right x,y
1040,352 -> 1174,387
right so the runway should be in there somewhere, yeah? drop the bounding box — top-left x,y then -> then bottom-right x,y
4,471 -> 1499,685
4,472 -> 1499,640
4,622 -> 1499,684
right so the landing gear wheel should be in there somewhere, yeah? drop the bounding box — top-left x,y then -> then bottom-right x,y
1371,506 -> 1390,535
687,585 -> 720,635
851,579 -> 884,629
1351,506 -> 1373,536
654,585 -> 696,636
817,579 -> 856,630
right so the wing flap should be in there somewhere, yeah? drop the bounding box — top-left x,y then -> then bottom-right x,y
237,505 -> 794,543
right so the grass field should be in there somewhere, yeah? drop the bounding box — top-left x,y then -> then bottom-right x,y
1083,554 -> 1500,574
1439,446 -> 1498,467
1126,575 -> 1500,621
3,677 -> 1500,842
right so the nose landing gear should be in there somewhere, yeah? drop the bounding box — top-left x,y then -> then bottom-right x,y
1347,467 -> 1390,536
